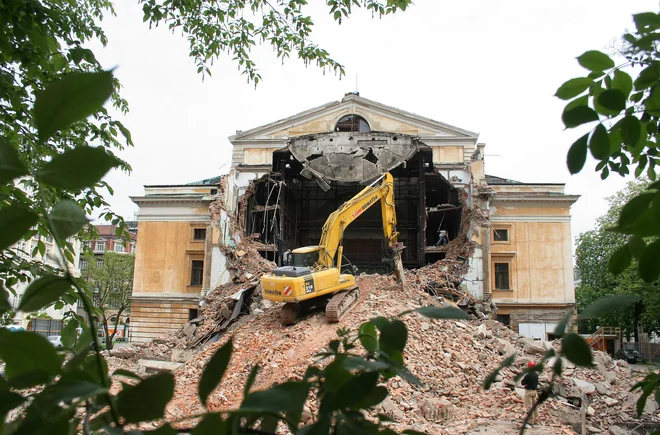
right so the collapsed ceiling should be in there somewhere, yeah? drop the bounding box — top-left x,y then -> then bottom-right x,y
288,132 -> 423,184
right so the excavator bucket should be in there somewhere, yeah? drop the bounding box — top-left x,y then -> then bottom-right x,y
393,252 -> 406,288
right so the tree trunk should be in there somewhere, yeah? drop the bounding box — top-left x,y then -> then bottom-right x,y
102,315 -> 112,351
633,301 -> 642,343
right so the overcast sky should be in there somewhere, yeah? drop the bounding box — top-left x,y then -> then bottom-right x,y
93,0 -> 658,247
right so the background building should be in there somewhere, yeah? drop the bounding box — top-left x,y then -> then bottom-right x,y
129,93 -> 579,342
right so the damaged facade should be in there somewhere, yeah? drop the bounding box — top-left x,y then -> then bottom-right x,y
129,93 -> 579,342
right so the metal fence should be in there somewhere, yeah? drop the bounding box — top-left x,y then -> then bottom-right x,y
29,318 -> 63,337
623,342 -> 660,363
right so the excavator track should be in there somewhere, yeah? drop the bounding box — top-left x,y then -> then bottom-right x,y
325,287 -> 360,323
280,303 -> 301,326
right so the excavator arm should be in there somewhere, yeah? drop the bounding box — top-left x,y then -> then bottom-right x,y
316,172 -> 406,284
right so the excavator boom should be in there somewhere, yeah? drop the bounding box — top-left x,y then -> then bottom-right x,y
261,171 -> 405,325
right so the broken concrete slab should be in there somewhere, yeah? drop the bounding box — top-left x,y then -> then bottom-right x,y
138,359 -> 183,373
573,378 -> 596,395
171,349 -> 195,363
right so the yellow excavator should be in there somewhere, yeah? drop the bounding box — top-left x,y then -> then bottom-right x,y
260,172 -> 406,325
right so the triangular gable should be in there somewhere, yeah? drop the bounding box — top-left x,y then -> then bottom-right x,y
230,93 -> 478,143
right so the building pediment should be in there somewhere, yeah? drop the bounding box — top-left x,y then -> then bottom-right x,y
229,93 -> 478,145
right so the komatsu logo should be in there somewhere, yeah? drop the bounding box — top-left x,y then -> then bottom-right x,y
352,195 -> 378,218
264,289 -> 281,296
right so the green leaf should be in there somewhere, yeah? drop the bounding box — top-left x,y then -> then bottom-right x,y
0,391 -> 26,415
241,381 -> 310,414
579,295 -> 641,319
612,70 -> 633,98
621,116 -> 641,148
561,333 -> 593,367
0,137 -> 28,184
61,319 -> 78,348
577,50 -> 615,71
0,205 -> 39,251
330,371 -> 380,411
597,89 -> 626,113
562,106 -> 599,128
378,319 -> 407,355
415,305 -> 468,319
35,146 -> 121,190
628,236 -> 646,260
359,322 -> 378,353
116,372 -> 175,423
19,275 -> 72,313
553,312 -> 572,338
639,239 -> 660,282
634,62 -> 660,90
47,200 -> 89,243
0,330 -> 61,379
589,124 -> 610,160
38,371 -> 107,405
243,365 -> 259,396
618,192 -> 655,228
7,370 -> 51,389
191,414 -> 225,435
607,245 -> 632,275
147,424 -> 178,435
555,78 -> 592,100
567,134 -> 588,174
112,369 -> 142,380
199,338 -> 233,406
34,70 -> 114,142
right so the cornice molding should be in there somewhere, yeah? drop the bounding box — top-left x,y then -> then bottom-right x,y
491,195 -> 580,207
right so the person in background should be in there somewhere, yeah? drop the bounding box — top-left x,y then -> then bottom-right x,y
521,360 -> 539,425
435,226 -> 448,247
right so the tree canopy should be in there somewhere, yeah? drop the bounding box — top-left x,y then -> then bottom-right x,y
575,179 -> 660,339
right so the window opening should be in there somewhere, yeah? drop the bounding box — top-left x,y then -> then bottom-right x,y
494,229 -> 509,242
496,314 -> 511,326
335,114 -> 371,133
96,241 -> 106,251
494,262 -> 510,290
191,260 -> 204,286
193,228 -> 207,240
115,243 -> 124,252
189,309 -> 199,321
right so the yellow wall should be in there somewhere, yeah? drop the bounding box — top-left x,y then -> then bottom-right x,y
432,146 -> 462,163
490,220 -> 571,303
244,148 -> 281,165
133,221 -> 207,295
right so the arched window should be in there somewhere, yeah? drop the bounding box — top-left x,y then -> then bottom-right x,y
335,114 -> 371,133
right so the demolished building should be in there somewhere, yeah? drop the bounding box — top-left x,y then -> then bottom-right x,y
129,93 -> 579,343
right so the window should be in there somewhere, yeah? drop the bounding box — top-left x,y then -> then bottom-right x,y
45,246 -> 52,259
493,229 -> 509,242
45,235 -> 53,243
496,314 -> 511,326
82,241 -> 91,250
96,258 -> 104,268
80,259 -> 88,270
114,243 -> 124,252
17,241 -> 28,257
193,228 -> 207,241
190,260 -> 204,286
130,242 -> 136,252
335,114 -> 371,133
494,262 -> 510,290
96,241 -> 106,251
189,309 -> 199,321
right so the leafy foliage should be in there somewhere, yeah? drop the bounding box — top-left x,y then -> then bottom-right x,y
556,11 -> 660,281
574,179 -> 660,339
81,251 -> 134,350
140,0 -> 413,83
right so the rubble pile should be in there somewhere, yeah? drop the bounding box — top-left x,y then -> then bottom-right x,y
153,270 -> 657,434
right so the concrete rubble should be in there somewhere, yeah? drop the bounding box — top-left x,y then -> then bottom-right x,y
103,195 -> 657,434
104,248 -> 658,434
